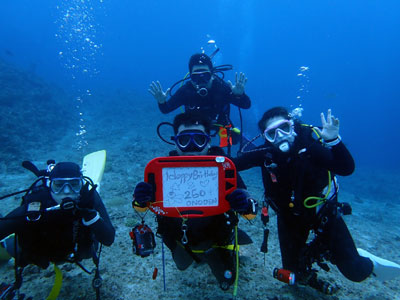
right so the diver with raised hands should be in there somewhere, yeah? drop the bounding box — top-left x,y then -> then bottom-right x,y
0,161 -> 115,298
233,107 -> 400,294
148,53 -> 251,135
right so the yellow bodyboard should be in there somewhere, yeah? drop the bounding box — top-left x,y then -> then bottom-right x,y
81,150 -> 106,194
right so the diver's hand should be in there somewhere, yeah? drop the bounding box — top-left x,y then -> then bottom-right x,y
78,182 -> 95,209
227,189 -> 251,213
228,72 -> 247,95
80,208 -> 100,226
314,109 -> 340,141
132,182 -> 153,208
76,182 -> 100,226
76,182 -> 100,225
148,81 -> 170,104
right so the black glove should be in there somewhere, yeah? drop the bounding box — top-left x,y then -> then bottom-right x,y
133,182 -> 153,208
80,209 -> 99,226
78,182 -> 96,209
226,189 -> 251,213
77,182 -> 99,225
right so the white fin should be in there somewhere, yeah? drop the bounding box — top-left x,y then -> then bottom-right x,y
358,248 -> 400,281
82,150 -> 106,194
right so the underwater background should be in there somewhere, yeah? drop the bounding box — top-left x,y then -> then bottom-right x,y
1,0 -> 400,170
1,0 -> 400,299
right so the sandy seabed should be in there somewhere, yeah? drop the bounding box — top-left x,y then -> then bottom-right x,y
1,99 -> 400,300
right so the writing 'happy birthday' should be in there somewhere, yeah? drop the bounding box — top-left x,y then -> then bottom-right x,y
162,167 -> 219,208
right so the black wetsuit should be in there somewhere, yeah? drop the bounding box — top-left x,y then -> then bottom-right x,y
156,146 -> 250,286
158,77 -> 251,127
0,185 -> 115,269
233,123 -> 373,282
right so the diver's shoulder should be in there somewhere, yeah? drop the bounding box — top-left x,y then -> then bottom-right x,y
208,146 -> 226,156
168,150 -> 179,156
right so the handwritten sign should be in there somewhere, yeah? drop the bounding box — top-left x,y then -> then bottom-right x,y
162,167 -> 219,208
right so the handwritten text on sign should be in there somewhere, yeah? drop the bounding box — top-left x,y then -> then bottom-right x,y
162,167 -> 219,208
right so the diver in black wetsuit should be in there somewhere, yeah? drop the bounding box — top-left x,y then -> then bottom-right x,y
0,161 -> 114,273
149,53 -> 251,128
132,112 -> 257,291
233,106 -> 400,293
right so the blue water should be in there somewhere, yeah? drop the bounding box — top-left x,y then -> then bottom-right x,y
1,0 -> 400,169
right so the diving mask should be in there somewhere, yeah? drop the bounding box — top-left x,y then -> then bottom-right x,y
263,119 -> 294,143
191,71 -> 212,85
172,130 -> 210,152
50,177 -> 83,194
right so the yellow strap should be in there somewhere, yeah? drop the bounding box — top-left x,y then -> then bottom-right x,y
46,264 -> 63,300
217,244 -> 239,251
233,224 -> 239,297
191,249 -> 206,254
190,244 -> 240,253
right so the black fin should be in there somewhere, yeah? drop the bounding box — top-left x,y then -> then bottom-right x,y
237,228 -> 253,245
22,161 -> 40,177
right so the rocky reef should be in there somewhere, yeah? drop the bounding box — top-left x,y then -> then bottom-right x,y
0,59 -> 73,171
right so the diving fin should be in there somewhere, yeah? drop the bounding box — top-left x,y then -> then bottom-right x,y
0,234 -> 15,263
0,243 -> 11,263
237,228 -> 253,245
22,161 -> 41,177
81,150 -> 106,194
357,248 -> 400,281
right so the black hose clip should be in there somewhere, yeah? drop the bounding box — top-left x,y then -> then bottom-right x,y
260,228 -> 269,253
338,202 -> 352,216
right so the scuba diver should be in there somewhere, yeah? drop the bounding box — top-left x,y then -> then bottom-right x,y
233,107 -> 400,294
0,161 -> 115,299
132,112 -> 257,292
148,53 -> 251,150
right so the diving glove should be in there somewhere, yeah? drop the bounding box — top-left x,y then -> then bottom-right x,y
133,182 -> 153,208
227,189 -> 256,214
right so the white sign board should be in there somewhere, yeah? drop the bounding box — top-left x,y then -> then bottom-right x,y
162,166 -> 219,208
